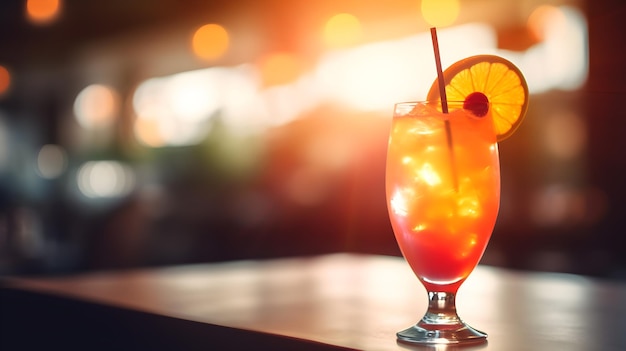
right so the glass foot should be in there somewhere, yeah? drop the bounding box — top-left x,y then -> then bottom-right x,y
397,322 -> 487,345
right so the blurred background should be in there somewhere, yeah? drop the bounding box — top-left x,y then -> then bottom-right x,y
0,0 -> 624,279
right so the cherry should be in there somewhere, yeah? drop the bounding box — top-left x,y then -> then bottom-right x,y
463,92 -> 489,117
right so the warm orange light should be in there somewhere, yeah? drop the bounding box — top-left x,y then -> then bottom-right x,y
133,117 -> 166,148
0,65 -> 10,96
26,0 -> 61,25
421,0 -> 460,28
73,84 -> 120,130
323,13 -> 362,49
527,5 -> 566,42
192,23 -> 230,61
259,52 -> 302,87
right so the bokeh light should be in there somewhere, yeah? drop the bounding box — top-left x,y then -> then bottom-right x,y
421,0 -> 460,28
26,0 -> 62,25
259,52 -> 302,87
315,39 -> 415,111
167,70 -> 222,123
522,5 -> 587,93
36,144 -> 68,179
315,24 -> 496,111
132,15 -> 587,142
132,69 -> 224,147
133,115 -> 165,148
192,23 -> 230,61
0,65 -> 10,96
527,5 -> 565,42
77,161 -> 135,198
323,13 -> 362,49
73,84 -> 120,130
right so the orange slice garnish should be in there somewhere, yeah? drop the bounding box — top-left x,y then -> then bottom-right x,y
427,55 -> 529,141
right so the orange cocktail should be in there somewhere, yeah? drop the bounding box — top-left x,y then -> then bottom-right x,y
386,102 -> 500,293
385,52 -> 528,344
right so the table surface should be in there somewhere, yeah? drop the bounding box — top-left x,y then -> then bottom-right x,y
2,253 -> 626,351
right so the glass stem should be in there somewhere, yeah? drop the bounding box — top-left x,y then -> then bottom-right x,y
420,291 -> 463,326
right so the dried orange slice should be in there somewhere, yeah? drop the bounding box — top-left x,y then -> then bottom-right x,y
427,55 -> 529,141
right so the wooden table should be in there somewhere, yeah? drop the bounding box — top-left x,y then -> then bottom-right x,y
2,253 -> 626,350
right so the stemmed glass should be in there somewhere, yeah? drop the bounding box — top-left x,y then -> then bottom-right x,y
385,101 -> 500,344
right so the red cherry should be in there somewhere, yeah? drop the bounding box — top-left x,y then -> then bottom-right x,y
463,92 -> 489,117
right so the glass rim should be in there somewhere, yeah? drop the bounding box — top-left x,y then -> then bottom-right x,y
394,100 -> 475,106
393,100 -> 491,117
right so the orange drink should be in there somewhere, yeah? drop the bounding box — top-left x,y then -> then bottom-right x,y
386,102 -> 500,292
386,51 -> 528,344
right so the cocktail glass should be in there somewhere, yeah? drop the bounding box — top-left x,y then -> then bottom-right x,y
386,101 -> 500,344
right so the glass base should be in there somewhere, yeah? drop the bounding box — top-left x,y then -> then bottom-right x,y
397,322 -> 487,345
397,291 -> 487,345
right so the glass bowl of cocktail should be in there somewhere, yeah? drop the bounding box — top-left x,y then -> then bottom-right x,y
386,34 -> 529,344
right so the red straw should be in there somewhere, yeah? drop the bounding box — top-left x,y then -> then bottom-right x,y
430,28 -> 449,114
430,27 -> 458,191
